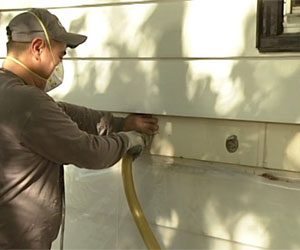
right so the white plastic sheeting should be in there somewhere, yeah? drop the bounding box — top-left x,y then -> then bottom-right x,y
52,154 -> 300,249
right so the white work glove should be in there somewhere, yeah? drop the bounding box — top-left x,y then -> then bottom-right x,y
119,131 -> 151,158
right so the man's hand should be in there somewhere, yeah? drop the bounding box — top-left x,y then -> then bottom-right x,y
123,114 -> 159,135
119,131 -> 151,158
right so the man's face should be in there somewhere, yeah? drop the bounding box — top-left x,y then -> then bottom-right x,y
37,39 -> 66,89
39,39 -> 66,77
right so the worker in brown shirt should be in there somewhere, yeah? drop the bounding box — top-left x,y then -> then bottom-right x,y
0,8 -> 159,249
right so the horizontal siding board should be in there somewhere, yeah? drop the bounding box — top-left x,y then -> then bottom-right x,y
0,0 -> 258,58
1,58 -> 300,124
43,59 -> 300,124
265,124 -> 300,172
0,0 -> 183,9
1,0 -> 299,124
150,116 -> 265,167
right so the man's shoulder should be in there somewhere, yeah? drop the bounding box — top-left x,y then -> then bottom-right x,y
0,69 -> 55,111
0,68 -> 24,87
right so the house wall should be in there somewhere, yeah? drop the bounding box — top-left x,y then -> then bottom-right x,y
1,1 -> 300,249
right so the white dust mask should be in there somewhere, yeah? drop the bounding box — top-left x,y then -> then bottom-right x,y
24,11 -> 65,92
44,61 -> 64,92
28,11 -> 65,92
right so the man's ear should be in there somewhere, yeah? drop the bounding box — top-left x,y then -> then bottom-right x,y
30,37 -> 46,60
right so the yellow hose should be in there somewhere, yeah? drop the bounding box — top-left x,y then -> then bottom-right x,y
121,154 -> 161,250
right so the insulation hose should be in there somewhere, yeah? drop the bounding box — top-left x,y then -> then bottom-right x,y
59,154 -> 161,250
121,154 -> 161,250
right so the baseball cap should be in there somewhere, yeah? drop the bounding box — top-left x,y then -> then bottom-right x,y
6,8 -> 87,48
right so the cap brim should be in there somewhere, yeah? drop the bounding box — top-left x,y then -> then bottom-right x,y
54,32 -> 87,48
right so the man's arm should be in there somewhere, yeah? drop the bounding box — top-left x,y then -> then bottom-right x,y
57,102 -> 124,135
58,102 -> 159,136
20,93 -> 146,170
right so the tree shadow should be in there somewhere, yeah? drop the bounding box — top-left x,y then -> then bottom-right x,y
49,2 -> 300,250
118,5 -> 300,250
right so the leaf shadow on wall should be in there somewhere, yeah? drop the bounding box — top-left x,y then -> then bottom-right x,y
52,3 -> 300,250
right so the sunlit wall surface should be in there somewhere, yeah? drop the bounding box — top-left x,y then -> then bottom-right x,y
1,0 -> 300,123
2,0 -> 300,249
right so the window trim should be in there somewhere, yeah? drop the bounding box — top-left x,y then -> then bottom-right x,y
256,0 -> 300,52
294,0 -> 300,7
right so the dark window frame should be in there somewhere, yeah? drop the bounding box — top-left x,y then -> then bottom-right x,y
256,0 -> 300,52
293,0 -> 300,6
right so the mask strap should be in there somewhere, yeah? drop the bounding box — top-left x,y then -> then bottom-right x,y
28,11 -> 56,62
6,56 -> 47,81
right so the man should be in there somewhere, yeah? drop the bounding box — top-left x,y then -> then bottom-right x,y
0,8 -> 159,249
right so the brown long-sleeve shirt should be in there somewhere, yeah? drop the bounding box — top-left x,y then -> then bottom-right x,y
0,68 -> 128,249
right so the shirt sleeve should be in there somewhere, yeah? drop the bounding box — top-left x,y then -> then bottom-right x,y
20,92 -> 128,170
57,101 -> 125,135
